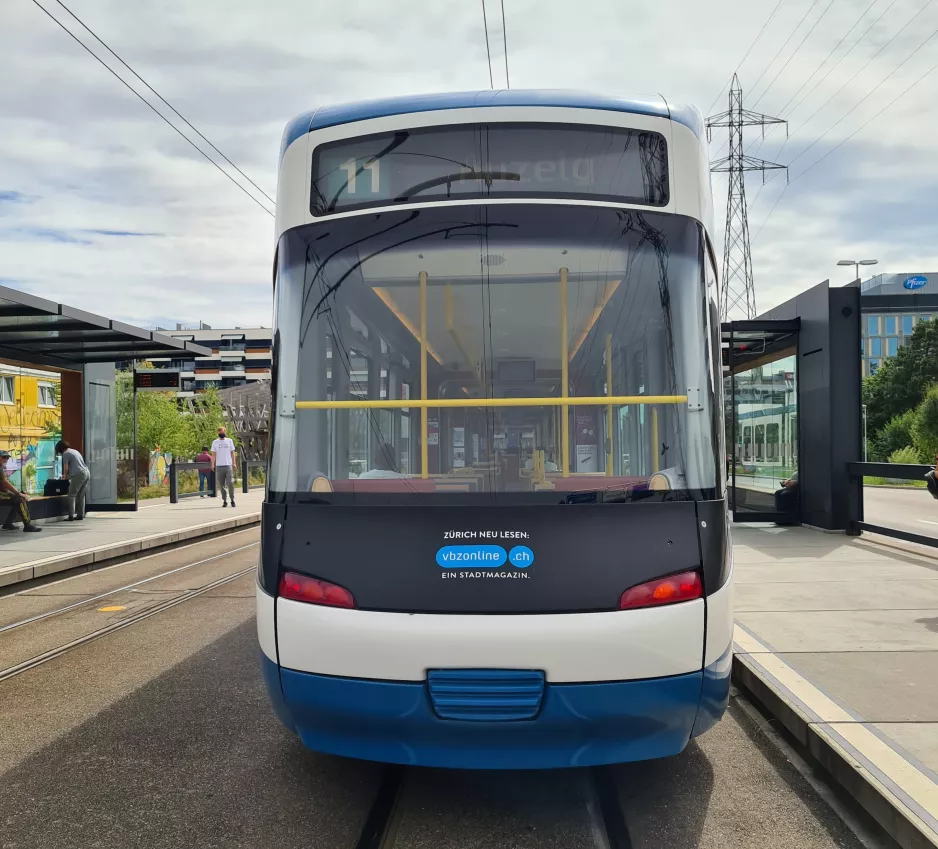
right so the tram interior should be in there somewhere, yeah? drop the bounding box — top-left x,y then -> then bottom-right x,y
290,208 -> 713,497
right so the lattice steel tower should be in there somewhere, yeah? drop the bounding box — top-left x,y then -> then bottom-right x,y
707,74 -> 787,320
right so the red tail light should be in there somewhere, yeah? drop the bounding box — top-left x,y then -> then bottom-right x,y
279,572 -> 355,608
618,571 -> 702,610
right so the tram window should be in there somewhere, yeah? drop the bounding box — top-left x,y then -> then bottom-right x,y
272,205 -> 719,501
311,123 -> 668,214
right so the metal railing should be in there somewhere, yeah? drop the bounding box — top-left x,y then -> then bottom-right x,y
169,461 -> 216,503
240,460 -> 265,494
847,461 -> 938,548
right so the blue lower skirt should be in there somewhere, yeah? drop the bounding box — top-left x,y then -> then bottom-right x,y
261,652 -> 730,770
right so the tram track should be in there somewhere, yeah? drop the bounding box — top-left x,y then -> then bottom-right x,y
0,564 -> 255,683
354,764 -> 634,849
0,539 -> 259,634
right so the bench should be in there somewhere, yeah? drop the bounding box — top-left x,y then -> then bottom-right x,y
0,494 -> 69,526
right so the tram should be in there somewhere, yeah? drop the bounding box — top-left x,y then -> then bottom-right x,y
258,91 -> 732,769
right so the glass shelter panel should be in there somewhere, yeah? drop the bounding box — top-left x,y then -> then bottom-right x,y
724,345 -> 798,521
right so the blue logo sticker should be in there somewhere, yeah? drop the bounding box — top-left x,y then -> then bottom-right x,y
436,545 -> 507,568
904,275 -> 927,290
508,545 -> 535,568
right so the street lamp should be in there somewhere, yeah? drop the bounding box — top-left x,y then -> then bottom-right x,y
837,258 -> 878,282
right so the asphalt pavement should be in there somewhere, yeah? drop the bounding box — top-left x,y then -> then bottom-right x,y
864,484 -> 938,541
0,534 -> 876,849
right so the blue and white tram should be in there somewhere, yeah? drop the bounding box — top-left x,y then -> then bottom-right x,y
258,90 -> 733,769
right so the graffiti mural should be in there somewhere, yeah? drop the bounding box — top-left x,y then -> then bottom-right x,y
0,365 -> 63,494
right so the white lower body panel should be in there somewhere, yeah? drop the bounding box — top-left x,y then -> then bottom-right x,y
275,597 -> 705,683
257,583 -> 277,662
704,561 -> 734,665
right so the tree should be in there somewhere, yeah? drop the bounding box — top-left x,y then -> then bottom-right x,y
863,318 -> 938,435
116,371 -> 231,459
869,409 -> 918,463
912,386 -> 938,462
184,386 -> 230,454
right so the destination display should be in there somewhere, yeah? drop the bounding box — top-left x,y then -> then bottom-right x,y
134,370 -> 180,391
311,123 -> 668,215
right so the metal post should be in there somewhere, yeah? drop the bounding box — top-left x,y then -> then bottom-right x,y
560,267 -> 569,478
419,270 -> 429,479
605,334 -> 613,477
132,360 -> 139,510
242,459 -> 249,494
169,460 -> 178,504
862,404 -> 868,462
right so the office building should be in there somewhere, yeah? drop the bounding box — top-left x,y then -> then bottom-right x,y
859,273 -> 938,376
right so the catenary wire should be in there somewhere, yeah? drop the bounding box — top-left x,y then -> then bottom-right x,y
28,0 -> 274,217
481,0 -> 494,88
500,0 -> 510,88
50,0 -> 276,205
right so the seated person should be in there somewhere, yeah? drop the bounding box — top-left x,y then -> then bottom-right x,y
774,470 -> 799,515
358,442 -> 409,479
0,450 -> 41,533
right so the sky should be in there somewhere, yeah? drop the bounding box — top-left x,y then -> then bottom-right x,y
2,0 -> 938,328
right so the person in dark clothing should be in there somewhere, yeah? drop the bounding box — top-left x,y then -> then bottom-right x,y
774,470 -> 799,519
195,446 -> 212,497
0,450 -> 41,532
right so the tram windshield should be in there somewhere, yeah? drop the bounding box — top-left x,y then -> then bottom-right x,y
270,204 -> 721,503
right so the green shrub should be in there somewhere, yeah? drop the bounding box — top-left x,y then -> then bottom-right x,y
870,410 -> 917,462
888,446 -> 923,465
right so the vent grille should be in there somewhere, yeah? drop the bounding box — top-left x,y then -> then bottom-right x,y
427,669 -> 545,721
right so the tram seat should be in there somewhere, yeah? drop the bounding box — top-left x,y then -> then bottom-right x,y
330,478 -> 437,493
548,475 -> 649,492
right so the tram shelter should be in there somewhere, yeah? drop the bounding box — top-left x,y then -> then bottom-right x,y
0,285 -> 210,516
723,279 -> 862,531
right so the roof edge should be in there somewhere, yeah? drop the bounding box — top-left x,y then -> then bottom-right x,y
279,90 -> 704,162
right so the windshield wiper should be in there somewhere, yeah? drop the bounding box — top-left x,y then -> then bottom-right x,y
394,171 -> 520,202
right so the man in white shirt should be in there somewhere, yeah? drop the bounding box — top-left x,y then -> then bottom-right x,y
210,426 -> 237,507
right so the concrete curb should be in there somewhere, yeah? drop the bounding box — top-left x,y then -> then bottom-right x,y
0,512 -> 261,589
733,652 -> 938,849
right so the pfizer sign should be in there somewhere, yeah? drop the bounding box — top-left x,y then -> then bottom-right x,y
903,275 -> 928,290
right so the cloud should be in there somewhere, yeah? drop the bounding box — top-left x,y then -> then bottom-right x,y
0,0 -> 936,327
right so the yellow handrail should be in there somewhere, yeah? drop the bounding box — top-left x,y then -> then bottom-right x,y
296,395 -> 687,410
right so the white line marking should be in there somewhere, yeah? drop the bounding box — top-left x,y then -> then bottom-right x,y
735,624 -> 938,838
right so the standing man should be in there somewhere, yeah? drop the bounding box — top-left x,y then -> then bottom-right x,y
211,426 -> 236,508
55,440 -> 91,521
0,450 -> 41,532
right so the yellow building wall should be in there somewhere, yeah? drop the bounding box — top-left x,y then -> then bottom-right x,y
0,365 -> 63,493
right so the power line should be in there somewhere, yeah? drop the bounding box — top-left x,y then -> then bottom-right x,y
752,47 -> 938,242
705,0 -> 787,117
787,18 -> 938,168
27,0 -> 274,217
711,0 -> 823,159
748,0 -> 881,157
480,0 -> 494,88
750,0 -> 838,108
500,0 -> 510,89
749,0 -> 824,100
49,0 -> 275,206
748,0 -> 932,201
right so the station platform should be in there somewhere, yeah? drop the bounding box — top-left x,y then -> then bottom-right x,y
733,524 -> 938,848
0,490 -> 262,589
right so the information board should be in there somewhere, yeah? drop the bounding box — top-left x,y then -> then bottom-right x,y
134,370 -> 180,391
